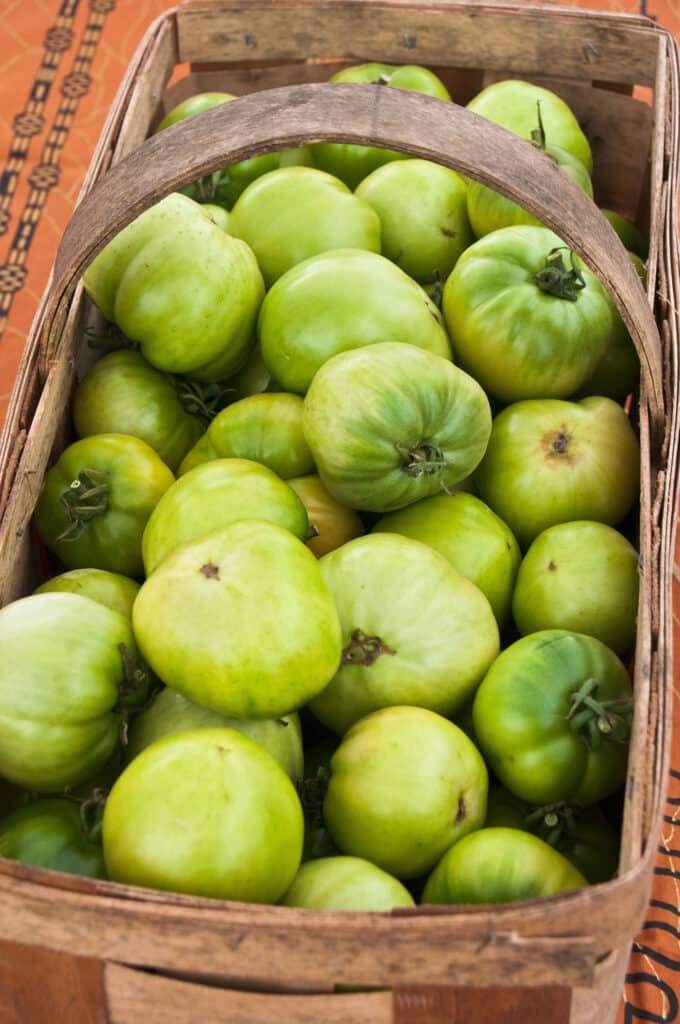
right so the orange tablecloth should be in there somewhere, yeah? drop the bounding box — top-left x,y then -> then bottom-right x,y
0,1 -> 678,1020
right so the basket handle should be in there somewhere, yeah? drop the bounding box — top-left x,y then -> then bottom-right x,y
46,82 -> 663,430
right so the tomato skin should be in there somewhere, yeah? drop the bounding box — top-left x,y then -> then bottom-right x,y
132,520 -> 343,719
34,434 -> 175,578
466,80 -> 592,173
374,492 -> 520,628
472,630 -> 632,805
442,226 -> 615,403
103,728 -> 304,902
34,568 -> 140,620
422,827 -> 587,905
142,458 -> 309,575
83,193 -> 265,382
601,209 -> 648,259
72,349 -> 206,472
229,167 -> 381,287
0,593 -> 144,791
323,705 -> 488,879
281,856 -> 414,910
287,475 -> 363,557
310,534 -> 499,734
0,799 -> 106,879
512,520 -> 640,656
126,687 -> 303,782
475,397 -> 640,550
258,249 -> 451,394
302,342 -> 491,513
226,344 -> 280,401
179,393 -> 314,479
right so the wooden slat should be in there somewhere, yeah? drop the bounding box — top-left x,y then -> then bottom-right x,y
0,938 -> 108,1024
176,0 -> 661,87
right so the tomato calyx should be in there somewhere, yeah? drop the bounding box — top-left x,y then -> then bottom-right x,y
396,440 -> 455,488
341,628 -> 396,667
57,468 -> 110,542
524,801 -> 581,848
78,787 -> 108,844
174,377 -> 234,421
534,247 -> 586,301
566,677 -> 633,751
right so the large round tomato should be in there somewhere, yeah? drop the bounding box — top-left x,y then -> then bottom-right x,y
258,249 -> 451,394
34,434 -> 175,578
475,397 -> 640,549
103,728 -> 304,902
0,593 -> 147,791
422,827 -> 587,904
309,534 -> 499,734
442,227 -> 616,403
373,492 -> 520,628
34,568 -> 140,621
287,474 -> 364,557
472,630 -> 632,805
281,855 -> 414,910
83,193 -> 265,382
142,458 -> 309,575
132,520 -> 342,718
323,705 -> 488,879
0,798 -> 106,878
303,342 -> 491,512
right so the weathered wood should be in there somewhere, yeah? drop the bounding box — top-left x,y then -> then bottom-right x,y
0,938 -> 108,1024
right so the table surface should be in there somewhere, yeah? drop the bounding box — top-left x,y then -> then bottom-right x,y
0,0 -> 679,1021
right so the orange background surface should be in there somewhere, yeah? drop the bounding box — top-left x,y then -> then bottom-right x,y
0,0 -> 678,1021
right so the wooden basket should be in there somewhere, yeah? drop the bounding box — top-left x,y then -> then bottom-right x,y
0,2 -> 679,1022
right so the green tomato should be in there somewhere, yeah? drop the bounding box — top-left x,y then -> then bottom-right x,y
72,349 -> 206,471
472,630 -> 633,805
103,728 -> 304,902
281,856 -> 414,910
34,568 -> 140,621
422,827 -> 587,904
466,80 -> 592,173
229,167 -> 380,287
83,193 -> 265,382
287,475 -> 364,557
142,458 -> 309,575
309,534 -> 499,734
34,434 -> 174,578
303,342 -> 491,512
355,159 -> 472,283
484,787 -> 619,884
132,520 -> 342,718
258,249 -> 451,394
311,64 -> 451,189
0,593 -> 147,791
475,397 -> 640,550
224,344 -> 280,401
202,203 -> 230,232
512,521 -> 639,656
374,492 -> 520,628
178,393 -> 314,479
601,209 -> 648,259
324,705 -> 488,879
126,687 -> 303,782
0,798 -> 106,879
442,226 -> 615,403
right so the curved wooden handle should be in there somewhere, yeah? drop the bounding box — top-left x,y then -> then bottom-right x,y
47,82 -> 663,428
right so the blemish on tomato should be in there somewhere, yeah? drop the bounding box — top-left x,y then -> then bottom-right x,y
548,561 -> 557,571
455,796 -> 466,824
200,562 -> 220,579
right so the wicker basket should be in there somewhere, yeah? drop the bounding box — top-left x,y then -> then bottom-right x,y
0,3 -> 678,1021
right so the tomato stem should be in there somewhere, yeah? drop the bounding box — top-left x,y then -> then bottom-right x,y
174,377 -> 235,421
79,788 -> 108,844
566,677 -> 632,751
341,628 -> 396,667
57,468 -> 110,542
534,247 -> 587,301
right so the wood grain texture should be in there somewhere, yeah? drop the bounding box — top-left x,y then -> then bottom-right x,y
0,938 -> 108,1024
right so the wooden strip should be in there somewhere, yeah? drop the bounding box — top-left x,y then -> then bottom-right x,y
176,0 -> 661,87
0,937 -> 108,1024
393,985 -> 571,1024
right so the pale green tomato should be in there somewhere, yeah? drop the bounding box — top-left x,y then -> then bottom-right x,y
34,568 -> 140,621
281,856 -> 414,910
202,204 -> 230,232
132,520 -> 342,718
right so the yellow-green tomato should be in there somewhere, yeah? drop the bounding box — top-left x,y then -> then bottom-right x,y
132,520 -> 342,718
601,209 -> 648,259
355,159 -> 472,283
34,568 -> 140,621
202,203 -> 230,232
281,856 -> 414,910
82,193 -> 265,383
309,534 -> 499,734
229,167 -> 381,287
373,492 -> 520,628
103,728 -> 304,902
512,521 -> 639,656
142,458 -> 309,575
422,828 -> 587,904
126,687 -> 303,782
287,475 -> 364,557
324,706 -> 489,879
178,393 -> 314,479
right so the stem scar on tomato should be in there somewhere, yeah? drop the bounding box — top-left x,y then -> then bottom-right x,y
200,562 -> 221,579
341,628 -> 396,666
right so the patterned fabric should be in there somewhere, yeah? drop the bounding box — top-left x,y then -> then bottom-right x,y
0,1 -> 678,1020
